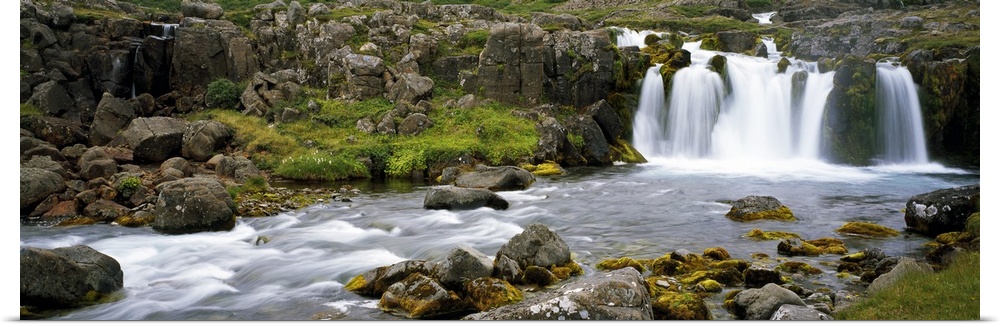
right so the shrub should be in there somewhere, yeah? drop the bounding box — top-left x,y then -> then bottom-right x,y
205,78 -> 242,109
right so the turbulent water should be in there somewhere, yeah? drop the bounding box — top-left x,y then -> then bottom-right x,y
20,162 -> 977,320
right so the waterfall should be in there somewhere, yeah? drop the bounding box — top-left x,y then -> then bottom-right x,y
876,62 -> 929,164
760,37 -> 782,61
629,40 -> 837,162
611,27 -> 666,49
753,12 -> 777,24
632,66 -> 669,157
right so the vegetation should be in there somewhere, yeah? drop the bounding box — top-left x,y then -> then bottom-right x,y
834,251 -> 979,320
205,78 -> 243,110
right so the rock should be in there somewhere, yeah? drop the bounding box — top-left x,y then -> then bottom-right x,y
89,93 -> 136,146
378,273 -> 469,319
904,185 -> 979,236
182,120 -> 233,161
835,221 -> 900,237
152,177 -> 237,234
822,55 -> 877,165
27,81 -> 73,117
20,245 -> 123,310
24,155 -> 68,179
21,168 -> 66,212
22,137 -> 66,162
397,113 -> 433,136
463,268 -> 653,320
42,201 -> 79,220
494,223 -> 571,272
777,238 -> 848,256
20,116 -> 87,148
530,12 -> 584,31
181,0 -> 224,19
867,257 -> 933,294
733,283 -> 806,320
570,115 -> 612,166
743,265 -> 782,288
342,54 -> 386,101
171,18 -> 258,95
115,117 -> 189,162
77,147 -> 119,181
652,290 -> 711,320
83,199 -> 129,222
726,195 -> 795,222
356,117 -> 376,134
754,43 -> 769,58
344,260 -> 438,297
435,245 -> 494,290
901,16 -> 924,29
161,157 -> 192,177
387,73 -> 434,105
376,113 -> 396,135
215,155 -> 264,182
454,165 -> 535,191
464,277 -> 523,312
584,100 -> 623,143
716,30 -> 755,53
423,186 -> 509,210
432,55 -> 479,84
770,304 -> 833,320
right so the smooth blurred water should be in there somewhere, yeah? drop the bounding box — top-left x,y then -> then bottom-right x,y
20,161 -> 978,320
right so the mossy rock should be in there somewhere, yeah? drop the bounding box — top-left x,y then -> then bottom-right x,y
113,214 -> 155,227
679,268 -> 743,286
723,290 -> 741,314
652,291 -> 711,320
822,55 -> 877,165
702,247 -> 731,261
646,276 -> 682,298
935,231 -> 976,245
344,275 -> 368,293
778,237 -> 849,256
745,228 -> 801,241
609,138 -> 648,163
708,259 -> 750,273
965,212 -> 979,237
777,57 -> 791,74
835,222 -> 900,238
696,279 -> 723,293
776,261 -> 823,275
521,265 -> 557,287
644,33 -> 662,46
520,161 -> 564,176
596,257 -> 646,273
463,277 -> 523,312
839,252 -> 866,262
56,217 -> 99,227
549,260 -> 584,280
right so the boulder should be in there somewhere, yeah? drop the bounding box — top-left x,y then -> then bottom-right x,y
464,277 -> 523,312
726,195 -> 795,222
20,245 -> 123,309
867,257 -> 933,294
571,115 -> 612,166
454,165 -> 535,191
182,120 -> 233,161
116,117 -> 189,162
821,55 -> 877,165
19,116 -> 87,148
494,223 -> 571,272
170,18 -> 258,95
21,137 -> 66,162
770,304 -> 833,320
83,199 -> 129,222
716,30 -> 755,53
387,73 -> 434,105
215,155 -> 264,182
904,185 -> 979,236
89,93 -> 136,146
160,157 -> 193,177
20,168 -> 66,212
152,177 -> 237,234
378,273 -> 469,319
356,117 -> 376,134
27,81 -> 73,117
423,186 -> 509,210
342,54 -> 386,101
733,283 -> 806,320
584,100 -> 623,143
77,147 -> 119,181
181,0 -> 224,19
23,155 -> 68,179
463,268 -> 653,320
435,245 -> 494,290
652,291 -> 711,320
344,260 -> 438,297
397,113 -> 433,136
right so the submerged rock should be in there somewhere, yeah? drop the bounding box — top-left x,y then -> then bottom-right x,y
835,222 -> 900,238
726,196 -> 795,222
453,165 -> 535,191
770,304 -> 833,320
423,186 -> 509,210
652,290 -> 711,320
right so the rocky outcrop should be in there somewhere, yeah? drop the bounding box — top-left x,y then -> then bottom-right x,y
453,165 -> 535,191
903,185 -> 979,236
20,115 -> 87,148
239,70 -> 303,118
716,30 -> 756,53
423,186 -> 510,210
345,260 -> 438,297
822,55 -> 877,165
387,73 -> 434,105
151,177 -> 237,234
170,18 -> 259,95
89,93 -> 136,146
115,117 -> 189,162
463,268 -> 653,320
20,245 -> 124,310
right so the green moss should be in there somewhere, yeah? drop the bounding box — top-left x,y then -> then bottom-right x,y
464,277 -> 522,312
56,217 -> 99,227
113,214 -> 154,227
745,228 -> 802,241
840,252 -> 866,262
708,260 -> 750,272
726,206 -> 796,222
521,266 -> 557,287
679,268 -> 742,286
823,56 -> 877,165
609,138 -> 648,163
20,103 -> 42,117
702,247 -> 730,261
521,161 -> 564,176
652,291 -> 712,320
965,212 -> 979,237
596,257 -> 646,273
776,261 -> 823,275
779,237 -> 849,256
777,57 -> 791,74
835,222 -> 900,238
697,279 -> 723,293
344,275 -> 368,293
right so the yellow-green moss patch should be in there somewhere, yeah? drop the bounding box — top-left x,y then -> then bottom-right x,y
696,279 -> 723,293
596,257 -> 646,273
835,222 -> 900,238
652,291 -> 711,320
745,228 -> 802,241
776,261 -> 823,275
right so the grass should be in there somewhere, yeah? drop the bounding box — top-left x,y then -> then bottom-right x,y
833,251 -> 979,320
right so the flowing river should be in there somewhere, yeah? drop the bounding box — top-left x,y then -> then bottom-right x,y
19,160 -> 977,320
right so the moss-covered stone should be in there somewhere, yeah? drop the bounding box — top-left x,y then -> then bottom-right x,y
646,276 -> 682,298
519,161 -> 564,176
113,214 -> 155,227
521,265 -> 557,287
463,277 -> 523,312
708,55 -> 728,85
839,252 -> 866,262
679,268 -> 743,286
649,256 -> 685,276
935,231 -> 976,245
703,247 -> 731,261
777,57 -> 791,74
726,196 -> 796,222
708,259 -> 750,273
776,261 -> 823,275
652,291 -> 712,320
965,212 -> 979,237
778,237 -> 849,256
745,228 -> 802,241
835,222 -> 900,238
696,279 -> 723,293
344,275 -> 368,293
56,217 -> 98,226
644,33 -> 662,46
609,138 -> 648,163
822,55 -> 877,165
723,290 -> 740,314
596,257 -> 646,273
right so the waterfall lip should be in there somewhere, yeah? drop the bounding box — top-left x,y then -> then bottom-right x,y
752,11 -> 777,24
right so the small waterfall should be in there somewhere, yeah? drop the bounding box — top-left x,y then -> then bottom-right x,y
796,70 -> 836,158
876,62 -> 929,164
760,37 -> 782,61
753,12 -> 777,24
131,41 -> 141,98
666,65 -> 725,158
632,66 -> 669,157
150,22 -> 179,39
611,27 -> 666,49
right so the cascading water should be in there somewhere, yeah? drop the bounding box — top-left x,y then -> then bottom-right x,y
631,41 -> 836,161
753,12 -> 777,24
875,62 -> 929,164
611,27 -> 666,49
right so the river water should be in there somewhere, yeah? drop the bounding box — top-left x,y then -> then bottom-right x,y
19,159 -> 977,320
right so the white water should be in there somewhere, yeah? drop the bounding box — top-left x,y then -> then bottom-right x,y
610,27 -> 666,49
633,41 -> 835,162
753,11 -> 777,24
760,37 -> 782,61
876,62 -> 929,164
